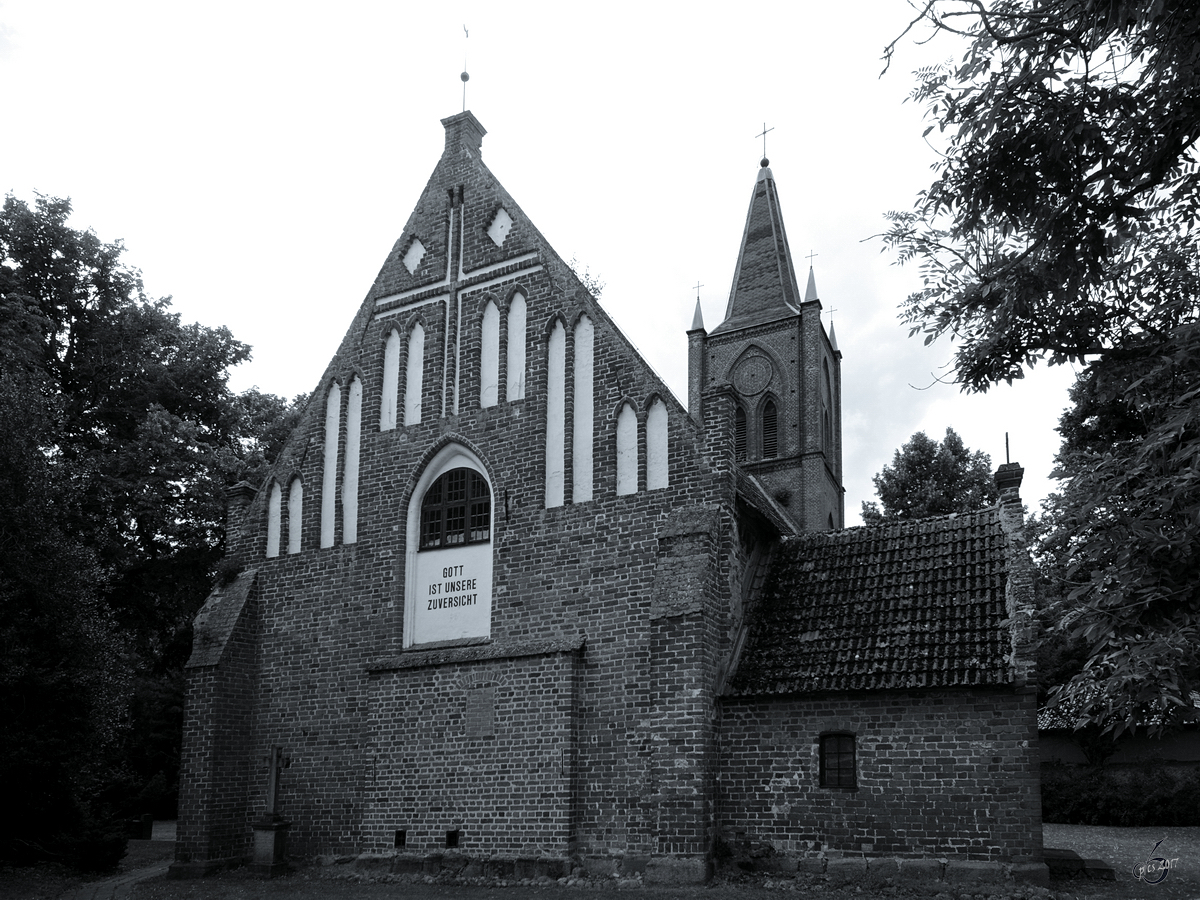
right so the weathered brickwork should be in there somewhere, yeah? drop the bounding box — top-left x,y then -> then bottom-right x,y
173,111 -> 1042,884
718,689 -> 1042,864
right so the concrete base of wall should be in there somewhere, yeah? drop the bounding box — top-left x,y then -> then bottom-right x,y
719,856 -> 1050,888
644,856 -> 710,885
352,851 -> 573,881
168,856 -> 244,879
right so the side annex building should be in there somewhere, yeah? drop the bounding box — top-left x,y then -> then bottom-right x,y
173,111 -> 1046,885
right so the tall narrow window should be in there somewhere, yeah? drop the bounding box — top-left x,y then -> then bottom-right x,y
646,399 -> 668,490
734,406 -> 747,461
480,301 -> 499,408
321,384 -> 340,548
506,293 -> 526,401
822,359 -> 834,458
616,403 -> 638,495
572,315 -> 594,503
381,329 -> 400,430
342,375 -> 362,544
762,399 -> 778,459
819,733 -> 857,789
545,321 -> 566,508
266,481 -> 281,558
287,478 -> 303,555
404,323 -> 425,426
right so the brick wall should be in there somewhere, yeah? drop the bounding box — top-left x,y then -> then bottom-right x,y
174,586 -> 260,872
717,687 -> 1043,864
177,190 -> 741,868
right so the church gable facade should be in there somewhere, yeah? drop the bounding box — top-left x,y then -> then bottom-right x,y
173,112 -> 1045,886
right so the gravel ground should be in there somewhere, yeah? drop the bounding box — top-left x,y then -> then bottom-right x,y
3,825 -> 1198,900
1042,823 -> 1200,898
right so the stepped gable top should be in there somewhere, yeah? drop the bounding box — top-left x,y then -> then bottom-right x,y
711,164 -> 805,335
727,507 -> 1012,696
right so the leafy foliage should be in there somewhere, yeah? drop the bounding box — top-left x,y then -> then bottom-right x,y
861,427 -> 997,524
0,194 -> 304,865
1042,759 -> 1200,826
884,1 -> 1200,735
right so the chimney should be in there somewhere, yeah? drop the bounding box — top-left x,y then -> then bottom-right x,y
224,481 -> 259,563
441,111 -> 486,158
994,462 -> 1024,507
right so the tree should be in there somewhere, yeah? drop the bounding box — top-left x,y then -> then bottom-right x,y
0,194 -> 305,863
883,1 -> 1200,734
861,427 -> 997,524
0,375 -> 129,868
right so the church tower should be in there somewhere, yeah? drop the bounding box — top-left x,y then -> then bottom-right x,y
688,160 -> 844,531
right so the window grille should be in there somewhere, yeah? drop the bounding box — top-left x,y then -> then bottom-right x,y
762,400 -> 778,459
819,733 -> 856,789
419,468 -> 491,549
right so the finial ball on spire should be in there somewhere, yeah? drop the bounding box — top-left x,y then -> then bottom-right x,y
760,158 -> 769,168
461,71 -> 470,82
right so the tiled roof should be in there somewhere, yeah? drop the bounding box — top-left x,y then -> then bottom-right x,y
727,508 -> 1012,696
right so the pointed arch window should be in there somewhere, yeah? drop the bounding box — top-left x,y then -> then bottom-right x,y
342,375 -> 362,544
266,481 -> 282,558
506,293 -> 526,402
572,315 -> 594,503
761,399 -> 778,459
381,329 -> 400,430
404,445 -> 494,648
545,320 -> 566,508
822,359 -> 834,458
404,323 -> 425,426
734,406 -> 747,462
287,478 -> 303,554
646,399 -> 668,490
321,384 -> 340,548
480,301 -> 500,408
419,468 -> 491,549
616,403 -> 638,495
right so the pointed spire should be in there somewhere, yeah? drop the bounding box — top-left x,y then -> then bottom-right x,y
712,164 -> 803,335
691,297 -> 705,332
804,265 -> 819,302
828,319 -> 839,353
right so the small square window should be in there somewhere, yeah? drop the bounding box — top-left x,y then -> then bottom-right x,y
394,829 -> 407,849
819,733 -> 857,789
446,829 -> 460,848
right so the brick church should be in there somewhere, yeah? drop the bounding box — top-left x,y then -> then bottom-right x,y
173,111 -> 1046,884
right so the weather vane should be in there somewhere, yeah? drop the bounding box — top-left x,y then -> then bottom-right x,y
756,122 -> 774,167
461,25 -> 470,112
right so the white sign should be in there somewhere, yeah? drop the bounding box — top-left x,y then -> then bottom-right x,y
409,541 -> 492,645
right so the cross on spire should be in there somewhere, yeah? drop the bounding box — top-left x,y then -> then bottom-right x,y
693,280 -> 704,300
757,122 -> 774,166
806,250 -> 818,266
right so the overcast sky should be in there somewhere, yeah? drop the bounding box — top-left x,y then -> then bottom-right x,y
0,0 -> 1079,525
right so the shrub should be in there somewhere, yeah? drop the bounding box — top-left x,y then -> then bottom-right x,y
1042,761 -> 1200,826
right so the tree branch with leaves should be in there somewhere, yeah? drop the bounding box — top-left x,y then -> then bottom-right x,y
885,0 -> 1200,735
